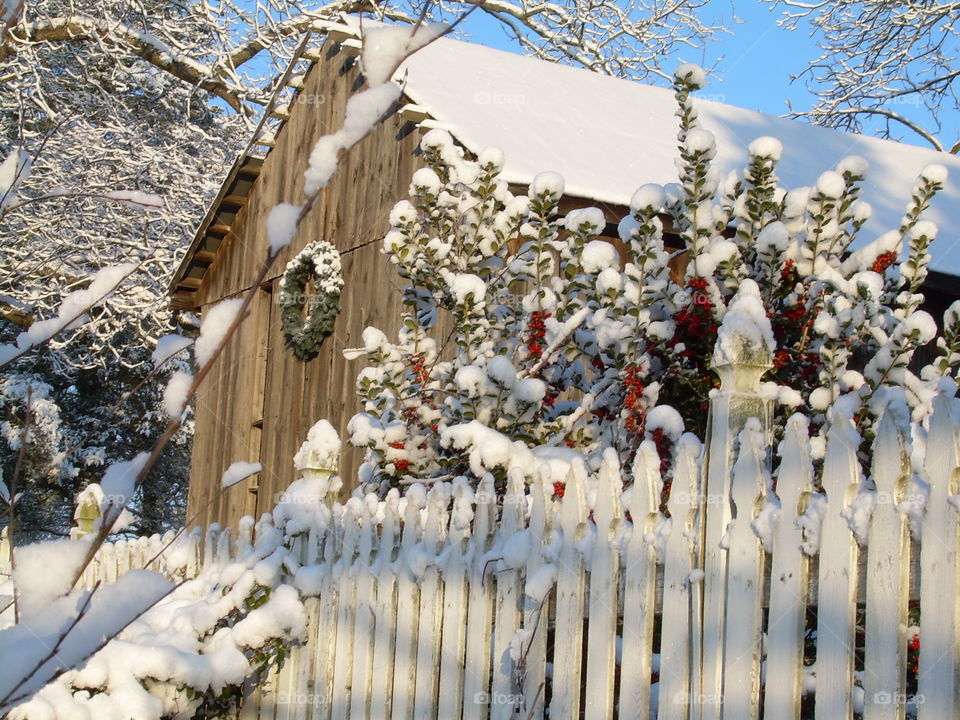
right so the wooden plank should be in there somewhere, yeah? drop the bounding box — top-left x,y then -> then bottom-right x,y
763,415 -> 813,720
490,471 -> 525,720
551,462 -> 587,720
917,391 -> 960,719
862,411 -> 910,720
583,450 -> 621,719
462,475 -> 495,720
657,436 -> 702,720
814,409 -> 863,720
721,421 -> 767,720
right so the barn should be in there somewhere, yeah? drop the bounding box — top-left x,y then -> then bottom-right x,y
170,18 -> 960,530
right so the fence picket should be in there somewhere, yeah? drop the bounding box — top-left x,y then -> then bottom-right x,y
274,534 -> 306,720
391,490 -> 425,720
658,435 -> 702,720
722,420 -> 768,720
311,521 -> 341,720
815,406 -> 863,720
521,471 -> 552,720
291,525 -> 322,720
620,442 -> 660,720
370,492 -> 401,719
917,390 -> 960,719
413,485 -> 448,719
461,474 -> 495,720
863,409 -> 911,720
764,414 -> 814,720
490,470 -> 525,720
584,449 -> 622,719
551,461 -> 588,720
437,483 -> 470,720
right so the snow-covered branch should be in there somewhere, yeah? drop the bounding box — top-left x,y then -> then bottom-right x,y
763,0 -> 960,150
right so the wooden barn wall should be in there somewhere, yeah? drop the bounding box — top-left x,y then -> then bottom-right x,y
187,289 -> 270,529
187,42 -> 427,529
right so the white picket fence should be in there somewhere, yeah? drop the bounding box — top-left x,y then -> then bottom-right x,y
66,349 -> 960,719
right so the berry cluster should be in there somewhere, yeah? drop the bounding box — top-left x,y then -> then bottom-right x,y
624,364 -> 647,434
871,250 -> 898,275
907,633 -> 920,674
526,311 -> 550,360
770,297 -> 821,383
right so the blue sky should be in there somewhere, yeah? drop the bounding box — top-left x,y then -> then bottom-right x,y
452,1 -> 957,152
456,2 -> 818,116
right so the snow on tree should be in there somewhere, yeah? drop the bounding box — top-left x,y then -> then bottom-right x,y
347,64 -> 958,500
0,0 -> 726,540
761,1 -> 960,152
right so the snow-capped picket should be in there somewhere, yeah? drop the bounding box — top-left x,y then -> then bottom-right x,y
712,279 -> 775,366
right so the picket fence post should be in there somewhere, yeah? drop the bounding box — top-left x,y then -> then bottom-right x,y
699,323 -> 773,720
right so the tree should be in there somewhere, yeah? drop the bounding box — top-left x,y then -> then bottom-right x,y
761,1 -> 960,153
0,0 -> 251,541
0,0 -> 724,540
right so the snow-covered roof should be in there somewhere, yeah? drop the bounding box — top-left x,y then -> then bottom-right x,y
397,35 -> 960,277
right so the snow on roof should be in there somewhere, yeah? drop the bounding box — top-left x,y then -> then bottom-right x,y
398,36 -> 960,277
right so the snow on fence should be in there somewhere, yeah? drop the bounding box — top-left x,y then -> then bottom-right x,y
47,331 -> 960,719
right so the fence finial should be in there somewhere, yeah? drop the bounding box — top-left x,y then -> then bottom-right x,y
700,279 -> 776,720
71,483 -> 104,540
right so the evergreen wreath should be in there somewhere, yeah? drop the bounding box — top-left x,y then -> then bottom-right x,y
279,240 -> 344,361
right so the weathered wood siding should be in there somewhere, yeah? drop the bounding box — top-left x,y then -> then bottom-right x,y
188,41 -> 422,528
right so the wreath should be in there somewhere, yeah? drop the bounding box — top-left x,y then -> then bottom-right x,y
279,241 -> 344,361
